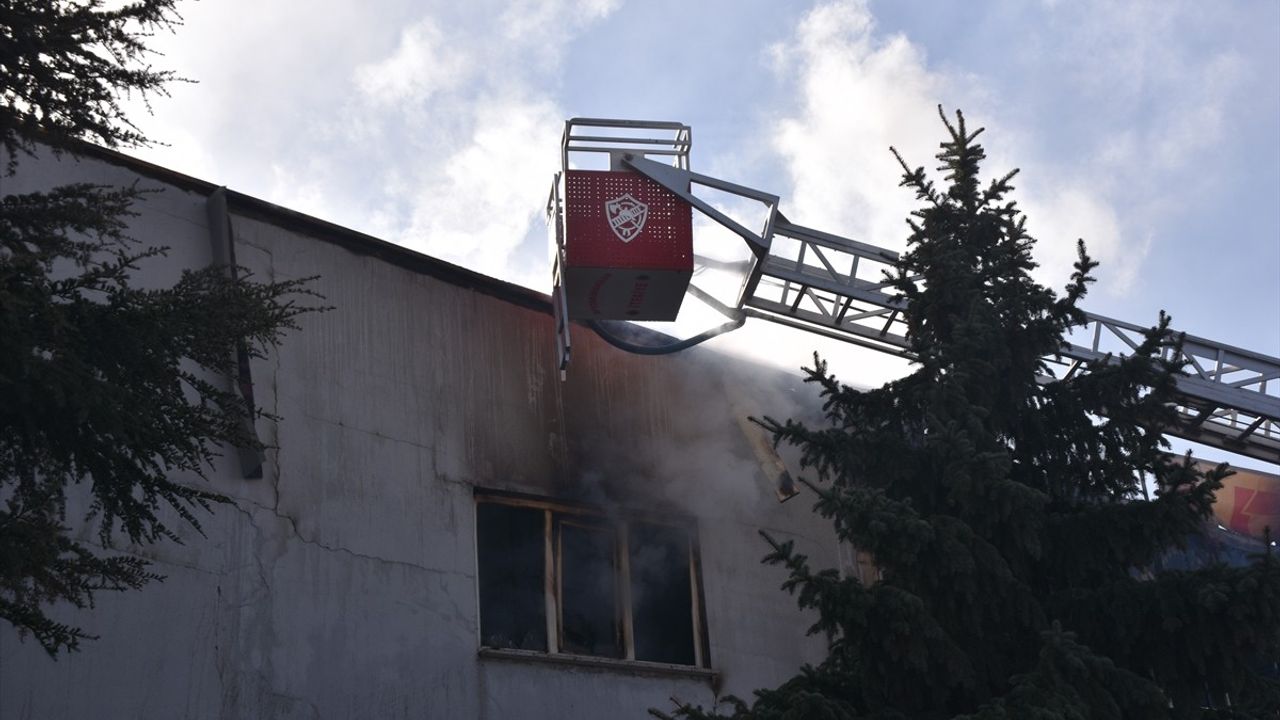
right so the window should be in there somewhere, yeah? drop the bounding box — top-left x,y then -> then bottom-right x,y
475,492 -> 708,668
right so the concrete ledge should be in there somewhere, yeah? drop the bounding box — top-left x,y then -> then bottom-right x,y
478,647 -> 719,682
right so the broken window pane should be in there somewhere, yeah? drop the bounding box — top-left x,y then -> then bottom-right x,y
475,496 -> 707,667
629,522 -> 695,665
558,521 -> 621,658
476,503 -> 547,651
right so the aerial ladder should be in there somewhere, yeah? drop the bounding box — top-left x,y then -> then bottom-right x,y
547,119 -> 1280,465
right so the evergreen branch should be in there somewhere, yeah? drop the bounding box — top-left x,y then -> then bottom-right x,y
733,108 -> 1277,716
0,0 -> 186,170
0,184 -> 327,653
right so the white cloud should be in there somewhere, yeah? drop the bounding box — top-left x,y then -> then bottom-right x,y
499,0 -> 621,46
111,0 -> 1266,336
761,0 -> 1248,304
330,0 -> 622,287
119,0 -> 622,290
1150,56 -> 1243,169
354,19 -> 471,106
1009,0 -> 1251,296
711,0 -> 1175,381
400,95 -> 563,289
1019,187 -> 1136,294
771,1 -> 958,254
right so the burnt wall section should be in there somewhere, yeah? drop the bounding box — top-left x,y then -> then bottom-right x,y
0,147 -> 837,719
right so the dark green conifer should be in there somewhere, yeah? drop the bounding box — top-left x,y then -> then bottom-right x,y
0,0 -> 322,655
658,109 -> 1279,719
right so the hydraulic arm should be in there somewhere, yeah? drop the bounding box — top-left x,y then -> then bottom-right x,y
549,119 -> 1280,464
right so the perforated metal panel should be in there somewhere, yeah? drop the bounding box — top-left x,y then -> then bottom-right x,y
564,170 -> 692,271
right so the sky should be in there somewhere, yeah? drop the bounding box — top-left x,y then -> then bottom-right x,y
125,0 -> 1279,466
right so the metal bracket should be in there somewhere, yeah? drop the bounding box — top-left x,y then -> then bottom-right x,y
205,188 -> 267,479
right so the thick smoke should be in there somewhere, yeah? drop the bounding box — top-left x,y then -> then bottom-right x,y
560,340 -> 826,522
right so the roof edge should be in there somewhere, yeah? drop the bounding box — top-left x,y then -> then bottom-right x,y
59,140 -> 554,316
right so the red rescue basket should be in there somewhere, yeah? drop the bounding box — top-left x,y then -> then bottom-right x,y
560,168 -> 693,320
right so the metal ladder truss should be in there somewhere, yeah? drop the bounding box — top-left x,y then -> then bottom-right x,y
549,120 -> 1280,464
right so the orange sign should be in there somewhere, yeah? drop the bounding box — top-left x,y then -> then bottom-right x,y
1211,466 -> 1280,540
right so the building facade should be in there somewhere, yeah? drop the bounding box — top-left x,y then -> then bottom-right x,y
0,147 -> 839,719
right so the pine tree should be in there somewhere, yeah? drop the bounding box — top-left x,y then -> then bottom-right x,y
657,109 -> 1280,719
0,0 -> 322,655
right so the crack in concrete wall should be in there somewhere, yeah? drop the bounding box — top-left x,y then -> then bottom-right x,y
1,150 -> 838,720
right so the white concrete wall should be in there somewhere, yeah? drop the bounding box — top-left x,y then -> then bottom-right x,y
0,149 -> 839,719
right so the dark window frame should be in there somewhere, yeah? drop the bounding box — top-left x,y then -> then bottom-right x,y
474,490 -> 709,668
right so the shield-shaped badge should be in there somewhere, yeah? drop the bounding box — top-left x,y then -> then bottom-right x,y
605,194 -> 648,243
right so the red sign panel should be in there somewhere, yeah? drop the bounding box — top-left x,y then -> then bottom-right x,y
564,170 -> 693,271
562,170 -> 693,320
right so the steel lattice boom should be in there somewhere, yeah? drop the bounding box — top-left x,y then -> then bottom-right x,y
736,211 -> 1280,464
550,119 -> 1280,464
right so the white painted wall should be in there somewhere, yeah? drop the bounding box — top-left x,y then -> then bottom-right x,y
0,149 -> 839,719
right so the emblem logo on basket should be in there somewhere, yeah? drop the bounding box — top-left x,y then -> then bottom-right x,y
605,194 -> 648,243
